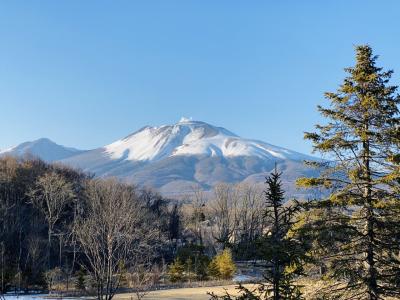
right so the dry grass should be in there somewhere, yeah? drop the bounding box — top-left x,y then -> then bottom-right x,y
114,284 -> 257,300
114,281 -> 400,300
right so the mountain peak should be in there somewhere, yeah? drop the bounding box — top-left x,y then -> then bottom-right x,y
178,116 -> 193,123
0,138 -> 84,162
102,120 -> 311,163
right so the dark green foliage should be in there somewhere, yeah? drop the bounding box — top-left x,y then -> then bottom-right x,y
297,45 -> 400,299
257,169 -> 304,300
168,204 -> 181,241
75,267 -> 86,291
174,244 -> 211,280
233,239 -> 261,261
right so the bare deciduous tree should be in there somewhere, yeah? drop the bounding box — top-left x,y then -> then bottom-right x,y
181,185 -> 207,246
75,179 -> 156,300
209,183 -> 239,249
127,255 -> 155,300
235,183 -> 265,257
29,171 -> 75,269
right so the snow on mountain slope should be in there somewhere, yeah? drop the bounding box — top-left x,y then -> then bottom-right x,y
59,119 -> 319,198
0,138 -> 85,162
103,118 -> 312,163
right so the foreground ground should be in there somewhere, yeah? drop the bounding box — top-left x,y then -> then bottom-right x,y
114,284 -> 256,300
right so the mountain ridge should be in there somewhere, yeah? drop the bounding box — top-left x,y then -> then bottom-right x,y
0,138 -> 86,162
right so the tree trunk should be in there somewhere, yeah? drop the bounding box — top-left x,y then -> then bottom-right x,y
273,197 -> 280,300
1,243 -> 4,293
366,209 -> 378,300
363,129 -> 378,300
48,227 -> 52,270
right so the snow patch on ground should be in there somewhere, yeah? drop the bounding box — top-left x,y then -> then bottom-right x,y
233,274 -> 258,282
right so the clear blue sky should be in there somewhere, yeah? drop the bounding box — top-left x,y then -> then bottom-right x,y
1,1 -> 400,154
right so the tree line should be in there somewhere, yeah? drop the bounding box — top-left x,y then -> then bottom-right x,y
0,155 -> 268,299
0,157 -> 173,299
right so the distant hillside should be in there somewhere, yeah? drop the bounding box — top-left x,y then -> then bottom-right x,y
0,138 -> 85,162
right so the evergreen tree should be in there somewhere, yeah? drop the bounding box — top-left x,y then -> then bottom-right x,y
168,258 -> 185,283
75,267 -> 86,291
297,45 -> 400,299
168,204 -> 180,241
257,168 -> 304,300
175,244 -> 210,280
209,169 -> 304,300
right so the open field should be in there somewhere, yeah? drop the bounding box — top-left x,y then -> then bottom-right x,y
114,284 -> 257,300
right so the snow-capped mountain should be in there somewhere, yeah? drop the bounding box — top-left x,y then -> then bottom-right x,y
59,118 -> 319,198
104,117 -> 310,162
0,138 -> 85,162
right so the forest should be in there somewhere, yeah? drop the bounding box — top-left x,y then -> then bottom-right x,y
1,45 -> 399,300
